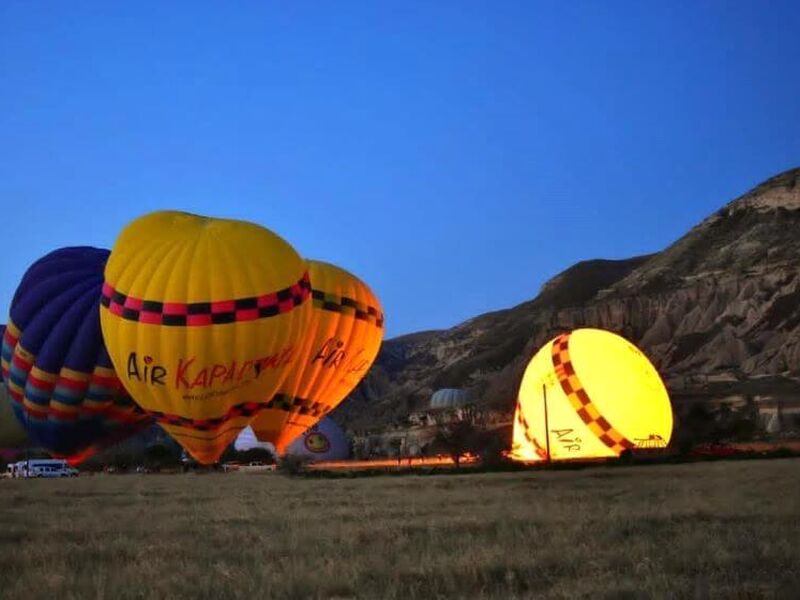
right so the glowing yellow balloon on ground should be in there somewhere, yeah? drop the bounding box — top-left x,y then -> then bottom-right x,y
99,211 -> 312,464
251,260 -> 384,453
511,328 -> 672,462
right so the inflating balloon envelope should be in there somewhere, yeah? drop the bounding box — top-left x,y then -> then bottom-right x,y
511,328 -> 673,462
285,416 -> 350,462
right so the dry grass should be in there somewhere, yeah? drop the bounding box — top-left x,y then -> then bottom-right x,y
0,459 -> 798,599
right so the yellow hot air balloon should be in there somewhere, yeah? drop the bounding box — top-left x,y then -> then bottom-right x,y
99,211 -> 312,464
511,328 -> 672,462
251,260 -> 384,453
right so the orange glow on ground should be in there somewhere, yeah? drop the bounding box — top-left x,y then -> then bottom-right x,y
307,455 -> 479,470
508,446 -> 542,463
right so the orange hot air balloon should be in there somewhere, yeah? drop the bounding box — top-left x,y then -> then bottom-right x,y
99,211 -> 312,464
251,260 -> 384,453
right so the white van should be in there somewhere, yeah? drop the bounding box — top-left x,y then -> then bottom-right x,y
7,459 -> 79,478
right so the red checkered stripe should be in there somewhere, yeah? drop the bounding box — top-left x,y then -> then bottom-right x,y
515,401 -> 548,460
146,393 -> 327,432
266,393 -> 331,418
97,392 -> 150,425
101,272 -> 311,326
550,333 -> 634,453
311,290 -> 385,329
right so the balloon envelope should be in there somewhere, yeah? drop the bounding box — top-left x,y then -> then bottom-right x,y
286,416 -> 350,462
100,211 -> 312,464
234,426 -> 276,455
251,260 -> 384,453
1,248 -> 151,462
430,388 -> 471,410
511,328 -> 673,462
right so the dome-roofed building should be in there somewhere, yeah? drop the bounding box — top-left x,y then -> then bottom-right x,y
408,388 -> 476,428
430,388 -> 472,411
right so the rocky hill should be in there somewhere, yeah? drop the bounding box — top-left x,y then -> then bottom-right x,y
339,167 -> 800,430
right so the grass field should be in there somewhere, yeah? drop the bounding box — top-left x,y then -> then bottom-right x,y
0,459 -> 798,599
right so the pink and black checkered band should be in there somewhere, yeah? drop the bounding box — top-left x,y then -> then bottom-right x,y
101,272 -> 311,326
310,290 -> 385,329
515,401 -> 549,460
146,392 -> 326,432
550,332 -> 635,453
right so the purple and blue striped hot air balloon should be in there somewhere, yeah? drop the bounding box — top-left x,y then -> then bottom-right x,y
1,247 -> 151,464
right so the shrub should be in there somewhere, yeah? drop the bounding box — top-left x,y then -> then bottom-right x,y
278,453 -> 311,476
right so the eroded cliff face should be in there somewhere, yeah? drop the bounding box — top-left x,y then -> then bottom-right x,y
339,168 -> 800,430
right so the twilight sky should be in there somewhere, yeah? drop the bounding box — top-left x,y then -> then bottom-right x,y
1,1 -> 799,337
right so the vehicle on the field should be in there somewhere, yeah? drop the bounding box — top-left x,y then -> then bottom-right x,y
6,459 -> 79,478
221,461 -> 276,473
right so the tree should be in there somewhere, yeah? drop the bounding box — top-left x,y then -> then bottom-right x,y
675,402 -> 717,453
431,406 -> 504,467
433,420 -> 478,467
278,453 -> 310,476
388,437 -> 403,460
675,401 -> 762,453
236,448 -> 276,464
143,443 -> 182,471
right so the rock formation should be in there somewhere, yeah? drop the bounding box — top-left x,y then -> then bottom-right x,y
339,168 -> 800,430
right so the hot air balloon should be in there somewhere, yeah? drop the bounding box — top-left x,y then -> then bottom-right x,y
251,260 -> 383,453
1,248 -> 151,463
511,328 -> 673,462
285,416 -> 350,462
99,211 -> 312,464
234,426 -> 276,454
429,388 -> 471,411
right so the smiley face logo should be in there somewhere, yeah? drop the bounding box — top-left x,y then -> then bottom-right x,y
304,432 -> 331,454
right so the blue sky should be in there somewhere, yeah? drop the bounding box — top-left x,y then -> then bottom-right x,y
1,1 -> 798,337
